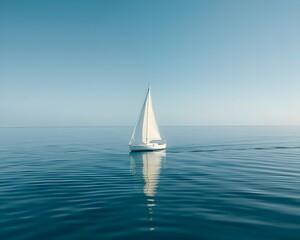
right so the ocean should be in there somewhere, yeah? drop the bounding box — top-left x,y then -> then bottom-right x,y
0,126 -> 300,239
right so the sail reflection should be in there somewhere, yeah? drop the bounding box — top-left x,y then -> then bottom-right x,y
130,151 -> 165,198
130,150 -> 166,212
129,151 -> 166,230
142,151 -> 164,197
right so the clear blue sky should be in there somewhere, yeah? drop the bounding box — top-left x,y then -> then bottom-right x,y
1,0 -> 299,126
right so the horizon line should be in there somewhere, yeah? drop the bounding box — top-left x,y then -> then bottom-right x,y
1,125 -> 300,128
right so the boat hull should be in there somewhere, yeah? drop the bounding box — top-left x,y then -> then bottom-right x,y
129,143 -> 166,152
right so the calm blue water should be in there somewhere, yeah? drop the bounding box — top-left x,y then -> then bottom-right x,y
1,126 -> 300,239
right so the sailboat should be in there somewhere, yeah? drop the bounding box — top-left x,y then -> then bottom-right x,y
128,87 -> 166,152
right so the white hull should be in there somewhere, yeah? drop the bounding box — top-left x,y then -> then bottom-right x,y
129,143 -> 166,152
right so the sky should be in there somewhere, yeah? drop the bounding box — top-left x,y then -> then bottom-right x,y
0,0 -> 300,126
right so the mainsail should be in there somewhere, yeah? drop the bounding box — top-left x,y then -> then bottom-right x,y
129,88 -> 161,145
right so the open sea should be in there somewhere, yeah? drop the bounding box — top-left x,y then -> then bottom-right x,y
0,126 -> 300,240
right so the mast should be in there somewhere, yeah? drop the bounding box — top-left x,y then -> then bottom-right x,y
146,87 -> 150,144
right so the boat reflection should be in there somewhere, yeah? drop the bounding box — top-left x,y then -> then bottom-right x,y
129,151 -> 166,223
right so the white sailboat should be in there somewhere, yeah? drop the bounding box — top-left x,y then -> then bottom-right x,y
128,87 -> 166,152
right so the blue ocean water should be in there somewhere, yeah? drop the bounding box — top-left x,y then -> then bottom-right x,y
0,126 -> 300,240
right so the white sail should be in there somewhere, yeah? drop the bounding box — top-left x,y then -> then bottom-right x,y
129,88 -> 162,145
146,91 -> 161,143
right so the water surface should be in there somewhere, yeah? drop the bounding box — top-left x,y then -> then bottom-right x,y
0,126 -> 300,239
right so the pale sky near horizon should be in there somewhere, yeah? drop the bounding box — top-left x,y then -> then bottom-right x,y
1,0 -> 300,126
